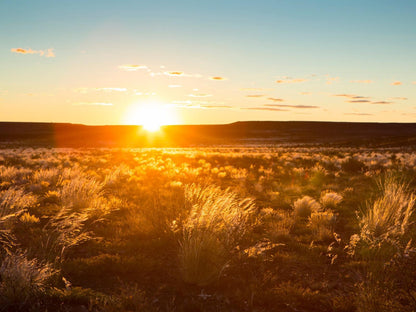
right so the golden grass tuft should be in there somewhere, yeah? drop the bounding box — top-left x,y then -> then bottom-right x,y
179,184 -> 255,286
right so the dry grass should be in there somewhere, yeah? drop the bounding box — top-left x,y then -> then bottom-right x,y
293,196 -> 321,220
179,184 -> 255,286
0,252 -> 56,308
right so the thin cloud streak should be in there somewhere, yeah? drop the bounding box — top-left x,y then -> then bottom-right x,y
264,104 -> 319,109
344,113 -> 373,116
11,48 -> 55,57
267,97 -> 284,102
72,102 -> 113,106
242,107 -> 289,112
350,80 -> 373,84
276,78 -> 308,84
118,64 -> 147,71
209,76 -> 227,81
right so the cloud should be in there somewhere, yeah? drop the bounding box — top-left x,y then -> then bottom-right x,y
11,48 -> 55,57
276,78 -> 308,84
72,102 -> 113,106
188,93 -> 212,98
390,97 -> 407,100
391,81 -> 402,86
334,94 -> 370,99
74,87 -> 127,93
348,100 -> 372,103
344,113 -> 373,116
118,64 -> 147,71
371,101 -> 393,105
240,88 -> 272,91
209,76 -> 227,81
201,104 -> 232,109
95,87 -> 127,92
350,80 -> 373,84
45,49 -> 55,58
246,94 -> 264,98
300,92 -> 312,95
164,71 -> 202,78
242,107 -> 288,112
172,100 -> 231,109
326,76 -> 339,84
267,97 -> 284,102
165,71 -> 185,76
264,104 -> 319,109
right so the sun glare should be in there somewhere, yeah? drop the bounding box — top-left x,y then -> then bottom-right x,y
124,102 -> 178,132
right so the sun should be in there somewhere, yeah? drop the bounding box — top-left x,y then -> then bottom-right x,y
124,102 -> 178,131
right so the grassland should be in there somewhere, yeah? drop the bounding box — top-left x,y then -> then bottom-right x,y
1,146 -> 416,311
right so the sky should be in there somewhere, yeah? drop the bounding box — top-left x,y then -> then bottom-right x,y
1,0 -> 416,125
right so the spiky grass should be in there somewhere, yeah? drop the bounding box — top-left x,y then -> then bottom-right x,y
0,252 -> 57,308
179,184 -> 255,286
293,196 -> 320,220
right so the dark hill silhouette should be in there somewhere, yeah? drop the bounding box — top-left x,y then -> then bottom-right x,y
1,121 -> 416,147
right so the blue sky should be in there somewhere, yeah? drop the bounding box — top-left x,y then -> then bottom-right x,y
1,0 -> 415,125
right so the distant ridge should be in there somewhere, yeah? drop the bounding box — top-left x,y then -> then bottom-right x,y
1,121 -> 416,147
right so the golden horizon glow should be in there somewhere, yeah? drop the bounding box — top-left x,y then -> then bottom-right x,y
123,101 -> 178,132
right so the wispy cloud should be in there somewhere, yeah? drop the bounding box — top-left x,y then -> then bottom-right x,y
267,97 -> 284,102
72,102 -> 113,106
264,104 -> 319,109
371,101 -> 393,105
95,87 -> 127,92
11,48 -> 55,57
209,76 -> 227,81
74,87 -> 127,93
164,71 -> 202,78
300,92 -> 312,95
390,97 -> 407,100
240,88 -> 271,91
246,94 -> 264,98
172,100 -> 231,109
118,64 -> 147,71
165,71 -> 185,76
334,94 -> 370,99
344,112 -> 373,116
326,76 -> 339,84
276,78 -> 308,84
242,107 -> 288,112
188,93 -> 212,98
348,100 -> 372,103
350,80 -> 373,84
201,104 -> 232,109
391,81 -> 402,86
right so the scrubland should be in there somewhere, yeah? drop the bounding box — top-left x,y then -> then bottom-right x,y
0,146 -> 416,311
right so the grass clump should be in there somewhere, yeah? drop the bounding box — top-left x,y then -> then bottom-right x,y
348,173 -> 416,311
293,196 -> 320,220
179,184 -> 255,286
0,252 -> 57,310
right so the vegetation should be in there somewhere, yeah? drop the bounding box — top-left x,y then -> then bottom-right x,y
0,146 -> 415,311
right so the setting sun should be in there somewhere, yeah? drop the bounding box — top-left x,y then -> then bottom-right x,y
124,102 -> 178,131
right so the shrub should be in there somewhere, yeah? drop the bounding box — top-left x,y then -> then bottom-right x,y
293,196 -> 320,220
260,208 -> 293,241
308,211 -> 336,242
347,173 -> 416,311
178,184 -> 255,286
0,252 -> 56,309
320,191 -> 343,210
